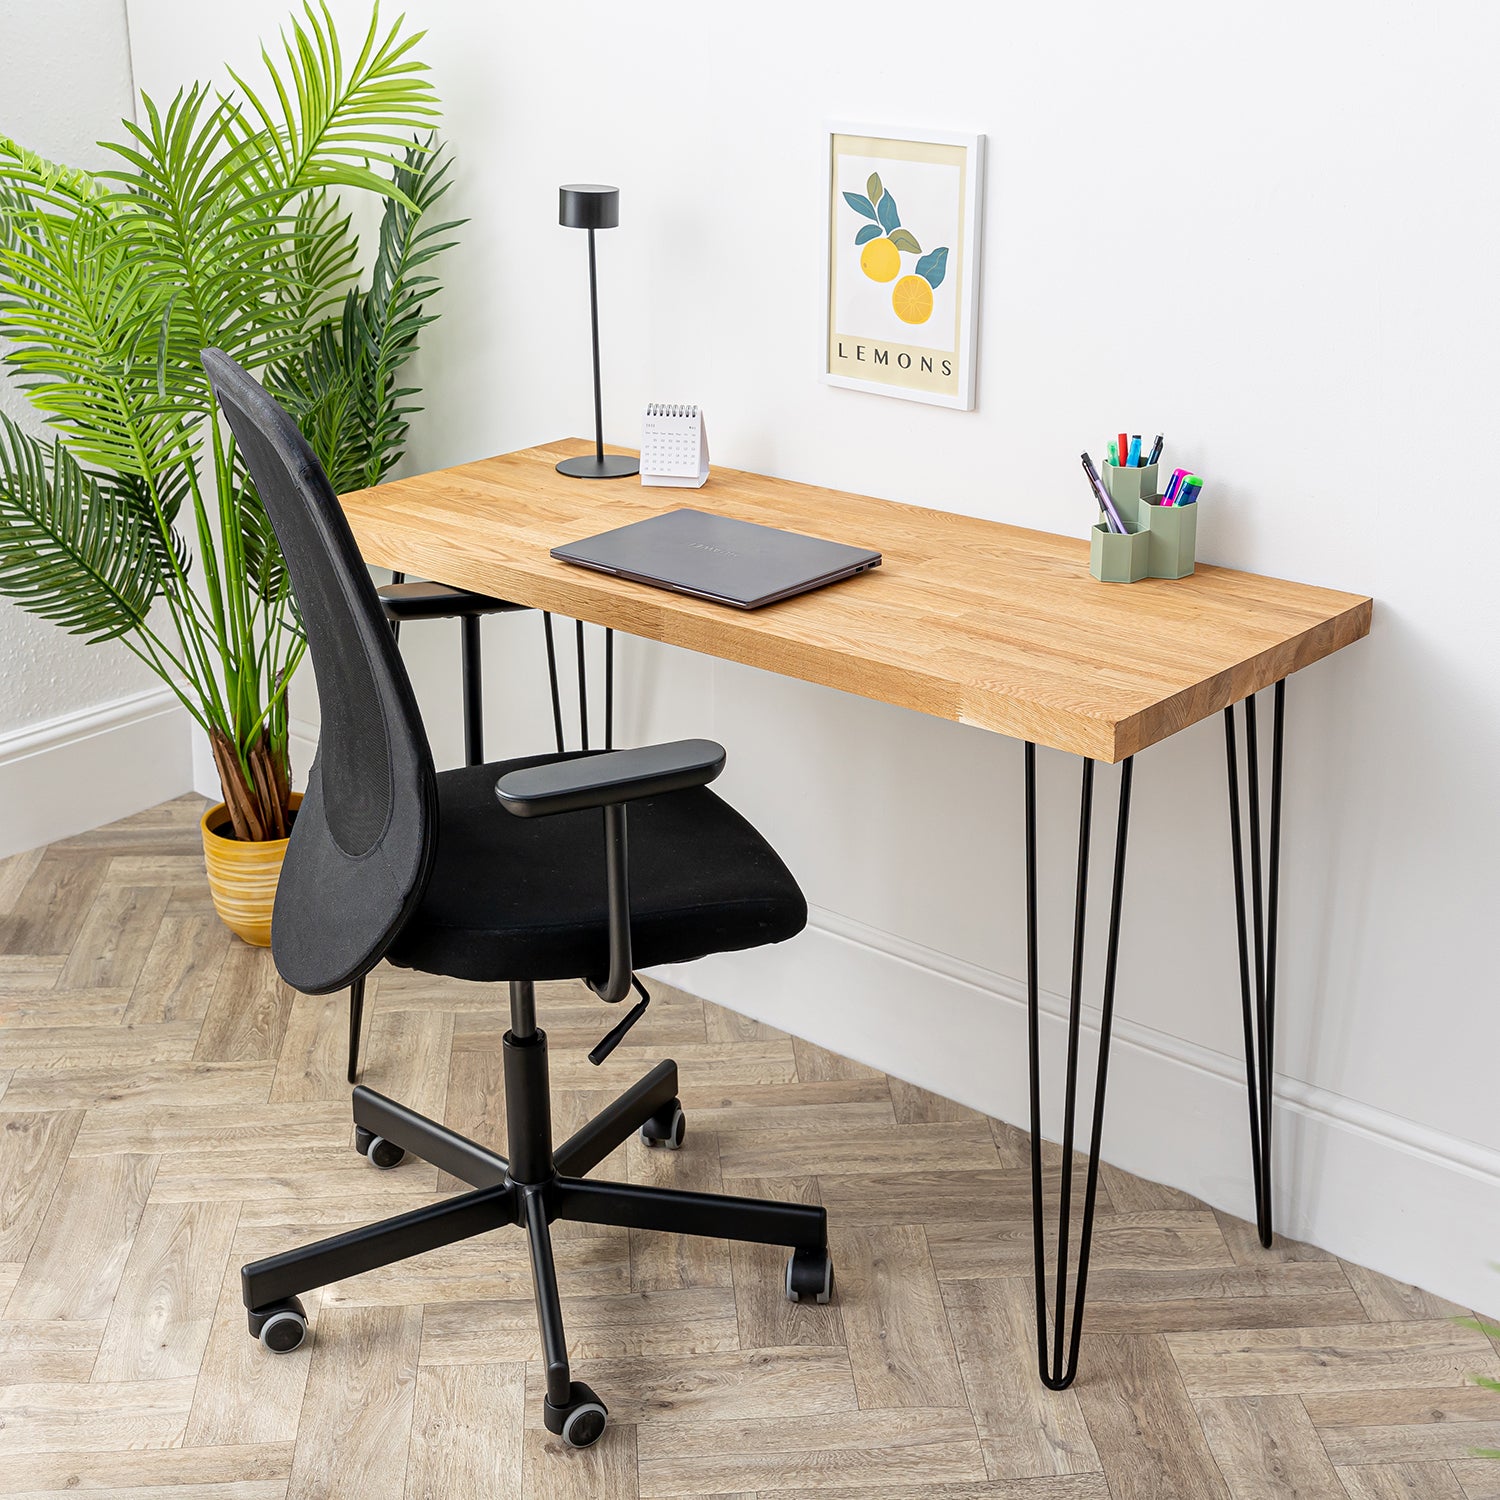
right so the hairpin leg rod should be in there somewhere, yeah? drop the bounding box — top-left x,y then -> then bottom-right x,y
1223,678 -> 1286,1248
1024,745 -> 1134,1391
542,613 -> 565,754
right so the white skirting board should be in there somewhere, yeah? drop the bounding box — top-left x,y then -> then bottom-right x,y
0,687 -> 195,858
651,903 -> 1500,1316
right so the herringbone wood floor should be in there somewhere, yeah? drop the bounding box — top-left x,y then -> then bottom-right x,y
1,795 -> 1496,1500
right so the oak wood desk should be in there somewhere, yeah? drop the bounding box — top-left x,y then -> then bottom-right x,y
342,437 -> 1373,1389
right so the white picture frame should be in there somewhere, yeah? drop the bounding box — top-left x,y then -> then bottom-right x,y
822,122 -> 985,410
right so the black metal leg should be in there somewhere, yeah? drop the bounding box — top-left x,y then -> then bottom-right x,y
242,1182 -> 518,1311
353,1085 -> 509,1187
524,1186 -> 573,1406
461,614 -> 483,767
554,1175 -> 827,1249
387,570 -> 405,644
542,613 -> 565,753
576,618 -> 589,751
1024,745 -> 1134,1391
604,628 -> 614,750
552,1059 -> 678,1178
346,974 -> 365,1085
1224,678 -> 1286,1248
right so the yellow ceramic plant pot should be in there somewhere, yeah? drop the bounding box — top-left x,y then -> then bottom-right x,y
199,793 -> 302,947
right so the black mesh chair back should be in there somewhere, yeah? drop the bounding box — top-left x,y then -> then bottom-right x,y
201,349 -> 438,994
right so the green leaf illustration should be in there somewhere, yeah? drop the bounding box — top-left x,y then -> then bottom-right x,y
916,246 -> 948,289
842,191 -> 878,221
854,224 -> 882,245
866,172 -> 883,206
876,190 -> 900,234
889,228 -> 921,254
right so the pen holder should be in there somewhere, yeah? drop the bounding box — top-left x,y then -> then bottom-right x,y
1102,462 -> 1159,533
1089,521 -> 1149,583
1139,497 -> 1198,579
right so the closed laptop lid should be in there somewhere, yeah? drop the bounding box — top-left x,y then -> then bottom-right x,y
551,508 -> 882,609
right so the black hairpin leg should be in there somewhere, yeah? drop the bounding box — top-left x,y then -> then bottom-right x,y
575,620 -> 590,750
542,613 -> 565,753
1224,678 -> 1285,1248
604,628 -> 614,750
1024,745 -> 1134,1391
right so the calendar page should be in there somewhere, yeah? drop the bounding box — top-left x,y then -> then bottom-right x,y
641,404 -> 709,488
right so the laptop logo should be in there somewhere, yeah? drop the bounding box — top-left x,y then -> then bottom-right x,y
686,541 -> 741,559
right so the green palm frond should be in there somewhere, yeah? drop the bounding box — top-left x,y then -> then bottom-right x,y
274,137 -> 460,491
0,414 -> 159,641
230,0 -> 440,205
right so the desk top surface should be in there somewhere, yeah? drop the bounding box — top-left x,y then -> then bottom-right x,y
341,439 -> 1372,763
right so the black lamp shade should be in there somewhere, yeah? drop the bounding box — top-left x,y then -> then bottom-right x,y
559,183 -> 620,230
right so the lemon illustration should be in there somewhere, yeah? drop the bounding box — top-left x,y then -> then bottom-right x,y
860,237 -> 901,283
891,273 -> 934,324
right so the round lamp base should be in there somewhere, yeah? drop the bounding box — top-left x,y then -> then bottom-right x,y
556,453 -> 639,480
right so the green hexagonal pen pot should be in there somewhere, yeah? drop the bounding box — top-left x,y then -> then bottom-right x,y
1089,521 -> 1150,583
1140,497 -> 1198,579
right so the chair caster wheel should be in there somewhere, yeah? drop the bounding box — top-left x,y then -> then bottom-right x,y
543,1381 -> 608,1448
785,1246 -> 834,1304
354,1126 -> 405,1169
248,1297 -> 308,1352
640,1100 -> 685,1150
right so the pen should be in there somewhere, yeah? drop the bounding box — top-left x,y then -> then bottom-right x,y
1127,434 -> 1141,468
1164,467 -> 1189,504
1082,452 -> 1128,534
1146,433 -> 1164,466
1177,475 -> 1203,504
1107,439 -> 1119,467
1117,433 -> 1128,470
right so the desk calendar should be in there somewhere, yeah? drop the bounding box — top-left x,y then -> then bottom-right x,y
640,404 -> 709,488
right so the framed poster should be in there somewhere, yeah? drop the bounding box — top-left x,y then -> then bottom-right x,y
823,123 -> 984,410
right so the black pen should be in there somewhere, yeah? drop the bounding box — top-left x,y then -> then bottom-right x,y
1146,433 -> 1164,466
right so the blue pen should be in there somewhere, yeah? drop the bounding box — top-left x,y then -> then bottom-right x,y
1146,433 -> 1164,466
1127,434 -> 1141,468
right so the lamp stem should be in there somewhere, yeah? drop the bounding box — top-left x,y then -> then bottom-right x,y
587,226 -> 603,463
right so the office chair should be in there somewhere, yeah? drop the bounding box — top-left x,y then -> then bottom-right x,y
202,350 -> 833,1449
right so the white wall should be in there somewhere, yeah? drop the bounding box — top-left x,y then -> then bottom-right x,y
123,0 -> 1500,1308
0,0 -> 192,854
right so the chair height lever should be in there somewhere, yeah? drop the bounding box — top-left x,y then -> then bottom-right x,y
588,977 -> 652,1066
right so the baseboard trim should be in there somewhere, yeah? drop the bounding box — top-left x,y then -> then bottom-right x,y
0,687 -> 194,858
652,902 -> 1500,1312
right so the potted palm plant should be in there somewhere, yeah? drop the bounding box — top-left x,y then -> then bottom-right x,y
0,2 -> 459,943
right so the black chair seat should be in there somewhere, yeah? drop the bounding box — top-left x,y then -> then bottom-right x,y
377,580 -> 526,620
384,752 -> 807,983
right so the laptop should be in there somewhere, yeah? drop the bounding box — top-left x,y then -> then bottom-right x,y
550,508 -> 882,610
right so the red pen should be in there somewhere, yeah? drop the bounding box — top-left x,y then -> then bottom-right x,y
1116,433 -> 1128,471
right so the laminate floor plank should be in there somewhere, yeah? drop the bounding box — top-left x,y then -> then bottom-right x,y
405,1360 -> 524,1499
92,1200 -> 241,1382
1195,1392 -> 1347,1498
1071,1334 -> 1231,1500
285,1304 -> 422,1500
0,1109 -> 83,1264
6,1151 -> 157,1321
832,1223 -> 966,1410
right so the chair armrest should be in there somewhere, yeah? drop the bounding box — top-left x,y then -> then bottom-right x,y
377,580 -> 525,621
494,740 -> 726,818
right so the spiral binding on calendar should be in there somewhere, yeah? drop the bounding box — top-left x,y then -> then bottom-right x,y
645,403 -> 697,418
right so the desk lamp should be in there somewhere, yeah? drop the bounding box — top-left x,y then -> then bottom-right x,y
556,184 -> 638,479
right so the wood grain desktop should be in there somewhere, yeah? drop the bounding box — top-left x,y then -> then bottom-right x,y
340,438 -> 1372,763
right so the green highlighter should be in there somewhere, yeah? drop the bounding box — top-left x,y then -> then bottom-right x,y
1178,476 -> 1203,505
